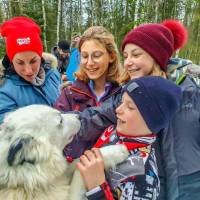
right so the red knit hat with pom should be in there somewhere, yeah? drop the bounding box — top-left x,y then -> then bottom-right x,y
0,16 -> 43,61
121,20 -> 188,70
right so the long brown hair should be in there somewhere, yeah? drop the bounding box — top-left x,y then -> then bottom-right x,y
75,26 -> 122,83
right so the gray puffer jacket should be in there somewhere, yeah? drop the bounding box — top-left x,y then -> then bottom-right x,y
161,58 -> 200,199
163,58 -> 200,177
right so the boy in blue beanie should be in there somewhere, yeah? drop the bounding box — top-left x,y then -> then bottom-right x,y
77,76 -> 182,200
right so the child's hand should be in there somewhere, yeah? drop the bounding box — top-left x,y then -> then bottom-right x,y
77,148 -> 106,191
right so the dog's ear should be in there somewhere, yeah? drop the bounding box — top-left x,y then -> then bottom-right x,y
7,136 -> 36,166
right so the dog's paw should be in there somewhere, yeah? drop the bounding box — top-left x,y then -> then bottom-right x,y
100,144 -> 129,169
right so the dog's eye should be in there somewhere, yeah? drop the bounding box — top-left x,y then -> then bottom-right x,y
60,116 -> 63,124
8,136 -> 12,141
5,135 -> 12,141
57,114 -> 63,127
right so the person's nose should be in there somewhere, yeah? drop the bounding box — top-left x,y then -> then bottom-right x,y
24,64 -> 33,75
116,103 -> 123,114
124,56 -> 133,68
87,55 -> 95,66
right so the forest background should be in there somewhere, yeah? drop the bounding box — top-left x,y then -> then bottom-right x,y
0,0 -> 200,64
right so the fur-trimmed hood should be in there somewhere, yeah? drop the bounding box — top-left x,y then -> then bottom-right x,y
42,52 -> 58,69
0,52 -> 58,86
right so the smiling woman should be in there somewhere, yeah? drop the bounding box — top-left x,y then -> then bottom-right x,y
54,26 -> 122,113
79,39 -> 114,89
0,16 -> 61,123
53,26 -> 122,158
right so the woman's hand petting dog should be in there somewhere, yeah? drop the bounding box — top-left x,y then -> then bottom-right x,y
77,148 -> 106,191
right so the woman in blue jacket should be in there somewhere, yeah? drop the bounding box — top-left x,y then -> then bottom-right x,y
0,16 -> 61,123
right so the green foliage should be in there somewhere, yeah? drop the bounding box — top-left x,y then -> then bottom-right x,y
0,38 -> 5,59
44,0 -> 58,50
0,0 -> 200,64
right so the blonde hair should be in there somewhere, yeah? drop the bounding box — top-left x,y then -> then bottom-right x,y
75,26 -> 122,83
118,62 -> 167,84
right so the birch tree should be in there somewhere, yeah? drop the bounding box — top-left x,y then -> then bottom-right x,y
56,0 -> 61,43
0,0 -> 200,64
155,0 -> 160,22
41,0 -> 47,51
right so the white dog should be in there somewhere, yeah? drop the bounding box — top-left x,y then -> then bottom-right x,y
0,105 -> 129,200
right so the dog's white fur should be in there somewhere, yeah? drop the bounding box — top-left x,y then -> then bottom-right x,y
0,105 -> 129,200
69,144 -> 129,200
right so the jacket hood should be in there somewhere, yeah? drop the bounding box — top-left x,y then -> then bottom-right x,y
167,58 -> 200,86
42,52 -> 58,69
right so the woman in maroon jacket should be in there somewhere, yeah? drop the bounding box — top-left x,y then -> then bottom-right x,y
54,26 -> 121,112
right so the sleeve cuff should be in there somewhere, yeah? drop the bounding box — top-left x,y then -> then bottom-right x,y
85,181 -> 114,200
86,186 -> 101,196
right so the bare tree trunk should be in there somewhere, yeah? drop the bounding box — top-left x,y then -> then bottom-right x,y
134,0 -> 140,27
18,0 -> 23,15
42,0 -> 47,51
79,0 -> 82,33
155,0 -> 160,22
57,0 -> 62,44
8,0 -> 12,18
195,22 -> 200,62
69,0 -> 73,39
125,0 -> 129,21
90,0 -> 94,26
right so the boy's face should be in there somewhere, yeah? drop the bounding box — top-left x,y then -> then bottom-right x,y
116,92 -> 151,136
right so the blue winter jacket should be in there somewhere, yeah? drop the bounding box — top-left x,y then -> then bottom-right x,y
66,48 -> 80,82
0,63 -> 61,123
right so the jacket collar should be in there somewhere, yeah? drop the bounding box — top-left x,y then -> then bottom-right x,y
94,126 -> 156,151
5,65 -> 52,86
70,79 -> 119,101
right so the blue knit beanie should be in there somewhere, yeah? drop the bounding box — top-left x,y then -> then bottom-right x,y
122,76 -> 182,133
